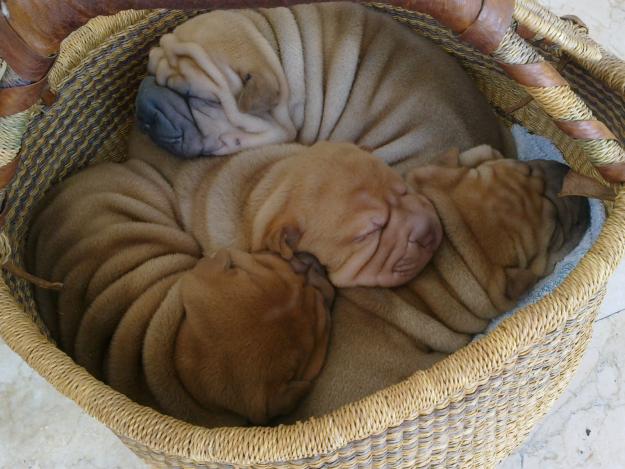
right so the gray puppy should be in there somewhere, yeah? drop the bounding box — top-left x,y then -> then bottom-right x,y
136,2 -> 514,166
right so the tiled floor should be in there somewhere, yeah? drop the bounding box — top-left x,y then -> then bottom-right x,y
1,1 -> 624,468
499,0 -> 625,466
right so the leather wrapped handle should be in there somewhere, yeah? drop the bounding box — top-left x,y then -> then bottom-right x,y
0,0 -> 511,117
1,0 -> 496,79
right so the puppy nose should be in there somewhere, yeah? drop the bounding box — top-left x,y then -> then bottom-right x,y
405,195 -> 442,251
135,76 -> 206,158
136,77 -> 178,136
411,226 -> 437,251
136,80 -> 184,154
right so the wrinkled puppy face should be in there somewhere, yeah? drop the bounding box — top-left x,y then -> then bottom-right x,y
263,142 -> 443,288
409,145 -> 590,301
175,249 -> 333,424
136,11 -> 295,158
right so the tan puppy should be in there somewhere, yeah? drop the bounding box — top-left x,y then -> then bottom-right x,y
136,3 -> 513,164
286,145 -> 593,421
26,134 -> 340,425
26,136 -> 439,425
129,132 -> 443,288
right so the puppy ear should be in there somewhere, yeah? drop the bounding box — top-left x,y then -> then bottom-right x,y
237,72 -> 280,114
406,147 -> 463,189
265,224 -> 301,259
458,144 -> 503,168
558,170 -> 616,201
504,267 -> 538,300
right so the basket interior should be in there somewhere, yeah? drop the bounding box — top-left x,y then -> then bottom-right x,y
1,5 -> 624,465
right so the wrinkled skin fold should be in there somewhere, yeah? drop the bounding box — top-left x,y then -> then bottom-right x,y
285,145 -> 591,421
136,2 -> 514,163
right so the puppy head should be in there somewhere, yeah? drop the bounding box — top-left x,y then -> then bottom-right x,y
135,11 -> 294,158
175,249 -> 333,424
408,145 -> 596,301
259,142 -> 443,288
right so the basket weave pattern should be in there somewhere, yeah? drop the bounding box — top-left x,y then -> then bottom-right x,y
0,4 -> 623,468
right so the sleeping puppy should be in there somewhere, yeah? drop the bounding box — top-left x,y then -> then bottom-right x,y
136,2 -> 514,165
28,135 -> 440,348
26,135 -> 341,426
114,248 -> 333,426
286,145 -> 597,421
128,131 -> 443,288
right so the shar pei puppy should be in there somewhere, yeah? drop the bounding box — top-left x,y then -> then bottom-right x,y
136,2 -> 515,167
285,144 -> 599,421
27,135 -> 443,425
126,131 -> 443,288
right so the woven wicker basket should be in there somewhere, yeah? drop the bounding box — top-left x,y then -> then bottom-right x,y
0,0 -> 624,467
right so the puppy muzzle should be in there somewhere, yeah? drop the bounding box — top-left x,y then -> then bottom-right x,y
135,76 -> 222,158
383,193 -> 443,284
330,193 -> 443,288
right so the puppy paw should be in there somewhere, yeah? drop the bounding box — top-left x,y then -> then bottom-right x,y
458,144 -> 503,167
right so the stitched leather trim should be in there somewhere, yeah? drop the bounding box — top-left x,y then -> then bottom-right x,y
555,119 -> 617,141
459,0 -> 515,54
0,13 -> 55,81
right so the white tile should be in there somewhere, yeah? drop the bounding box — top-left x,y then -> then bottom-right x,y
500,308 -> 625,468
597,258 -> 625,320
532,0 -> 625,60
0,341 -> 146,469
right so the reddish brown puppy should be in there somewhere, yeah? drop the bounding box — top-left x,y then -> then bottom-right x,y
139,249 -> 334,426
287,145 -> 601,421
129,132 -> 443,288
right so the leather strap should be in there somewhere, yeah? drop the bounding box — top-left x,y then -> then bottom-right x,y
0,13 -> 55,81
0,77 -> 55,116
499,61 -> 569,87
597,162 -> 625,184
555,119 -> 617,141
515,23 -> 536,41
459,0 -> 515,54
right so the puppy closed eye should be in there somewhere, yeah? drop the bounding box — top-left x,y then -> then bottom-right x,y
353,216 -> 387,243
190,95 -> 221,110
353,228 -> 381,243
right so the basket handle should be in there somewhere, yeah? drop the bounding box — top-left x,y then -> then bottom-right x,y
1,0 -> 624,182
2,0 -> 492,71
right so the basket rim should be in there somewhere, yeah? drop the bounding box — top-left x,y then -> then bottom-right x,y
1,192 -> 623,465
0,7 -> 624,466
